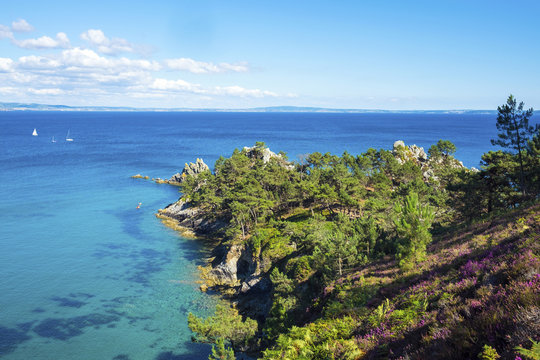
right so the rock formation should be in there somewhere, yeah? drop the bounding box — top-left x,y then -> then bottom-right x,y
243,145 -> 282,163
393,140 -> 466,182
170,158 -> 209,184
158,199 -> 226,236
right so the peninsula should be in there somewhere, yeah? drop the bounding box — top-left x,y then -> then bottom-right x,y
154,130 -> 539,359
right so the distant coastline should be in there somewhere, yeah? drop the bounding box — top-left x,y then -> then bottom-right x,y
0,101 -> 497,114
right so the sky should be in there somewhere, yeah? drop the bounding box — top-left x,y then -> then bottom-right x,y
0,0 -> 539,110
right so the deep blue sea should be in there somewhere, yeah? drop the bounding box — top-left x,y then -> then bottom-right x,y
0,111 -> 501,359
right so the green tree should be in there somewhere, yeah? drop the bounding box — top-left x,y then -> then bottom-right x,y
525,133 -> 540,197
393,192 -> 435,269
491,95 -> 537,195
428,139 -> 457,159
480,151 -> 519,212
209,338 -> 236,360
263,269 -> 299,341
313,230 -> 361,278
188,304 -> 258,351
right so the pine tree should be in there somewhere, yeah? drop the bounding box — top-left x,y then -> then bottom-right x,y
209,338 -> 235,360
393,193 -> 435,269
492,95 -> 537,195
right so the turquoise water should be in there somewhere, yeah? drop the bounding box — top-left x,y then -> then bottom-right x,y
0,111 -> 502,359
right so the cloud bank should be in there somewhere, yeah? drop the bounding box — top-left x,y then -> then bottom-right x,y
0,20 -> 283,106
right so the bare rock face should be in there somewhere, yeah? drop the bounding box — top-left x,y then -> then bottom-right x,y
393,140 -> 406,149
170,158 -> 209,183
242,145 -> 295,171
210,243 -> 260,286
242,146 -> 283,163
393,140 -> 428,165
160,199 -> 226,235
162,199 -> 200,219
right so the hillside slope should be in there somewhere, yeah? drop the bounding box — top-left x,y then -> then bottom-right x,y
263,204 -> 539,359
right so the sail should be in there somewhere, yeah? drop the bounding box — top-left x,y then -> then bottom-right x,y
32,128 -> 38,136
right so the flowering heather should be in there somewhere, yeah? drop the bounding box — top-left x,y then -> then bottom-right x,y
263,204 -> 539,359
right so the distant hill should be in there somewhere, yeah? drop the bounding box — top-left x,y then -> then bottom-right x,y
0,102 -> 497,114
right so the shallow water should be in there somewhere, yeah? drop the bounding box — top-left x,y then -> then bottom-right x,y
0,111 -> 500,359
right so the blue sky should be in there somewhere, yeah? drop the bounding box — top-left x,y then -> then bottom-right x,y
0,0 -> 539,109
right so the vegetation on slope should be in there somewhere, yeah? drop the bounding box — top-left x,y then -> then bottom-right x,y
184,96 -> 539,359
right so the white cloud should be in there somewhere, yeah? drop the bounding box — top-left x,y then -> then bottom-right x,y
0,24 -> 13,39
14,32 -> 70,49
27,88 -> 64,95
165,58 -> 249,74
12,19 -> 34,32
60,47 -> 160,71
7,71 -> 37,83
89,71 -> 151,85
213,85 -> 277,98
81,29 -> 134,55
0,44 -> 279,104
0,58 -> 14,72
149,78 -> 201,92
18,55 -> 61,69
61,47 -> 110,67
0,86 -> 18,94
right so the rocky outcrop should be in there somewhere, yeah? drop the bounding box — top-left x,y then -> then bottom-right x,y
393,140 -> 428,165
158,199 -> 226,236
393,140 -> 466,182
243,145 -> 282,163
207,242 -> 272,319
209,243 -> 260,286
131,174 -> 149,179
170,158 -> 209,184
242,145 -> 295,170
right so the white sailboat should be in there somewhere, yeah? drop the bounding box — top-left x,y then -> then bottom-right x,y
32,128 -> 38,136
65,130 -> 74,142
51,136 -> 56,143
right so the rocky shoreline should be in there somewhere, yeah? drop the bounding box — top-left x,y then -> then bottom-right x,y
155,154 -> 275,318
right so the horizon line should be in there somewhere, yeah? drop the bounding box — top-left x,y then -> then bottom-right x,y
0,102 -> 498,113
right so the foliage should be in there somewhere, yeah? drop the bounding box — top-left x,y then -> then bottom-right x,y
188,304 -> 258,351
209,338 -> 236,360
492,94 -> 537,195
393,192 -> 435,269
428,139 -> 457,159
516,339 -> 540,360
478,344 -> 500,360
180,129 -> 539,358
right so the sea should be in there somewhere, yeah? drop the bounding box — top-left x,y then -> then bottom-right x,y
0,111 -> 502,359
